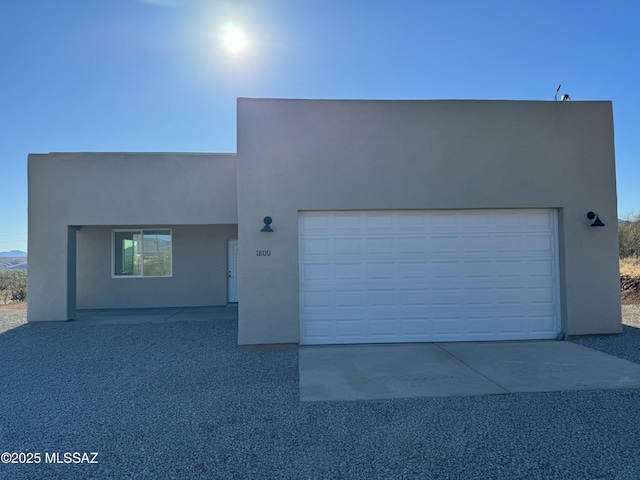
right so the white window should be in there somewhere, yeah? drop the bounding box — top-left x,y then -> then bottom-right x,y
113,229 -> 172,277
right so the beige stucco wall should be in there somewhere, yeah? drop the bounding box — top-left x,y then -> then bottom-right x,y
76,224 -> 237,309
237,99 -> 620,344
28,153 -> 237,321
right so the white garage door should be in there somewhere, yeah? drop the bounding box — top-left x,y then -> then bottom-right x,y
299,210 -> 560,345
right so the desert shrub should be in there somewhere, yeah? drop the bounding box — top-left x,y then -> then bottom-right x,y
619,214 -> 640,259
620,257 -> 640,277
0,271 -> 27,304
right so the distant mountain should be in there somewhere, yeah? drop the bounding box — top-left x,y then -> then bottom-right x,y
142,238 -> 171,253
0,257 -> 27,270
0,250 -> 27,257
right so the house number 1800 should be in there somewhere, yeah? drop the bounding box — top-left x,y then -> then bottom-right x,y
256,250 -> 271,257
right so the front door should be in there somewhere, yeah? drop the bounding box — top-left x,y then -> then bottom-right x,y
227,240 -> 239,303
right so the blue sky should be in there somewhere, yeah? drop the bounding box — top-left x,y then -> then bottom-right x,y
1,0 -> 639,252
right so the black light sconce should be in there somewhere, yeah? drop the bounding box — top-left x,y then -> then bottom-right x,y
587,212 -> 605,227
261,216 -> 273,232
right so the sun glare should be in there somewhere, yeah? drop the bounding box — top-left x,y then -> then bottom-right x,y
222,24 -> 248,54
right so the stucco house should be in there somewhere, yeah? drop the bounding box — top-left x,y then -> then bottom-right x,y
28,98 -> 621,345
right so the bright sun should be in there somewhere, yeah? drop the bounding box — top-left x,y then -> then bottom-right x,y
221,24 -> 248,54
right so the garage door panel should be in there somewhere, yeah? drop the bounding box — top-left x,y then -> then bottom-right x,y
368,289 -> 396,307
466,316 -> 494,335
433,317 -> 464,337
495,286 -> 527,305
430,260 -> 460,279
335,290 -> 364,308
493,234 -> 524,253
494,260 -> 526,278
460,260 -> 492,278
397,214 -> 428,231
399,317 -> 429,336
495,315 -> 526,334
365,262 -> 395,280
529,315 -> 558,333
301,289 -> 332,309
525,211 -> 556,229
528,285 -> 556,303
462,234 -> 493,254
431,213 -> 460,231
364,213 -> 395,231
334,213 -> 364,231
300,210 -> 560,344
526,259 -> 556,278
398,236 -> 427,254
336,318 -> 366,338
334,237 -> 361,255
365,237 -> 395,255
303,318 -> 334,342
299,214 -> 330,232
335,262 -> 363,280
462,213 -> 494,231
398,261 -> 428,279
430,235 -> 460,254
463,287 -> 493,305
399,289 -> 429,306
369,317 -> 397,337
301,263 -> 331,281
525,234 -> 557,254
301,237 -> 330,256
302,284 -> 558,311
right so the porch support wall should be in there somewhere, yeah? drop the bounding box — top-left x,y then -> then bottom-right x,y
28,153 -> 238,322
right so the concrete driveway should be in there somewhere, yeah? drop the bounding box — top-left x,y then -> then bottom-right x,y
299,341 -> 640,402
70,307 -> 640,402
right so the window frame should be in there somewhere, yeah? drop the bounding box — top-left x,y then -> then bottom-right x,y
112,228 -> 173,278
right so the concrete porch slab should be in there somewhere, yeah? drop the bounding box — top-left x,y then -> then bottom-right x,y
75,306 -> 238,325
299,341 -> 640,402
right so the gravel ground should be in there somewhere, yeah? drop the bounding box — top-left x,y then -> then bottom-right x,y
1,305 -> 640,479
0,303 -> 27,334
570,305 -> 640,364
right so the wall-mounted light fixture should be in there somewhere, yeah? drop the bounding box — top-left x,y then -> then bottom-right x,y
261,216 -> 273,232
587,212 -> 605,227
